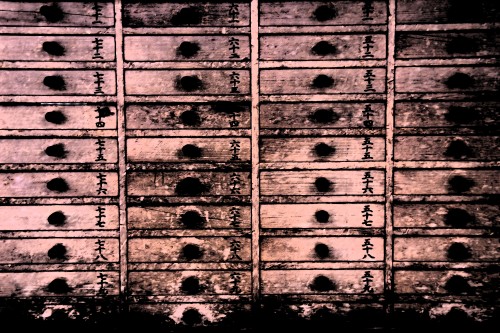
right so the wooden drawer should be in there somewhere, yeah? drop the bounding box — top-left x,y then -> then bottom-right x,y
394,203 -> 499,228
0,138 -> 118,164
261,269 -> 384,294
396,0 -> 499,24
0,70 -> 116,96
123,2 -> 250,27
127,171 -> 250,197
0,2 -> 114,27
394,303 -> 498,324
261,203 -> 384,229
394,101 -> 499,129
261,170 -> 385,196
126,103 -> 251,130
127,138 -> 250,163
394,169 -> 500,195
394,237 -> 498,262
125,70 -> 250,96
128,237 -> 251,263
394,270 -> 498,294
0,172 -> 118,198
128,205 -> 251,230
0,271 -> 119,297
260,33 -> 386,60
261,102 -> 385,129
394,136 -> 500,161
261,68 -> 386,94
261,137 -> 385,162
260,1 -> 387,26
0,205 -> 118,231
0,238 -> 119,263
395,67 -> 498,93
0,35 -> 115,61
129,270 -> 251,296
396,32 -> 499,59
125,35 -> 250,62
261,237 -> 384,261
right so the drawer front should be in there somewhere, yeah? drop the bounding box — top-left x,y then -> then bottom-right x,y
394,203 -> 499,228
261,137 -> 385,162
129,271 -> 251,296
0,138 -> 118,164
0,238 -> 119,263
127,138 -> 251,163
261,102 -> 385,129
394,102 -> 499,128
394,237 -> 498,262
261,68 -> 386,94
123,2 -> 250,27
0,172 -> 119,198
260,1 -> 387,26
260,34 -> 386,60
262,269 -> 384,294
0,36 -> 115,61
394,136 -> 500,161
125,70 -> 250,96
261,170 -> 385,196
126,103 -> 251,130
261,237 -> 384,261
128,237 -> 251,263
0,70 -> 116,96
396,32 -> 499,59
395,67 -> 498,93
394,169 -> 500,195
0,2 -> 114,27
125,35 -> 250,61
0,271 -> 119,297
261,203 -> 384,229
0,205 -> 118,231
128,205 -> 251,230
127,171 -> 251,197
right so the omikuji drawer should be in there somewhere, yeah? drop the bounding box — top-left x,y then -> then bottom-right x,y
0,272 -> 119,297
396,32 -> 499,59
261,170 -> 385,196
261,102 -> 385,128
0,2 -> 114,27
395,67 -> 498,93
127,138 -> 250,163
261,68 -> 386,94
260,1 -> 387,26
125,70 -> 250,95
0,172 -> 118,197
0,36 -> 115,61
0,238 -> 119,263
128,205 -> 251,230
261,237 -> 384,261
127,172 -> 250,197
260,34 -> 386,60
261,203 -> 384,229
123,2 -> 250,27
125,35 -> 250,61
394,237 -> 498,262
394,136 -> 500,161
0,138 -> 118,163
129,271 -> 251,296
0,205 -> 119,230
126,103 -> 251,129
128,237 -> 251,263
394,203 -> 499,228
0,70 -> 116,96
261,270 -> 384,294
394,169 -> 500,195
261,137 -> 385,162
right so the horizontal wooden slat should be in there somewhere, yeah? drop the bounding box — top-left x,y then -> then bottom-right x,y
394,303 -> 498,323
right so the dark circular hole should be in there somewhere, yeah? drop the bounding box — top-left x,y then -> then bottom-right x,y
44,111 -> 67,124
47,211 -> 66,226
39,4 -> 64,23
447,242 -> 472,261
181,308 -> 203,325
181,276 -> 201,294
444,140 -> 474,159
180,110 -> 201,126
178,41 -> 200,58
444,208 -> 474,228
47,278 -> 72,294
314,243 -> 331,259
309,108 -> 339,124
309,275 -> 336,292
44,143 -> 67,158
312,74 -> 334,89
43,75 -> 66,90
448,175 -> 475,194
314,142 -> 335,157
313,5 -> 337,22
181,144 -> 202,158
444,275 -> 471,294
181,244 -> 203,260
171,7 -> 203,26
314,210 -> 330,223
445,106 -> 479,124
47,243 -> 67,260
314,177 -> 332,193
175,177 -> 207,196
179,210 -> 206,229
311,41 -> 337,56
179,76 -> 203,92
42,41 -> 65,56
445,73 -> 474,89
46,178 -> 69,193
446,36 -> 479,54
